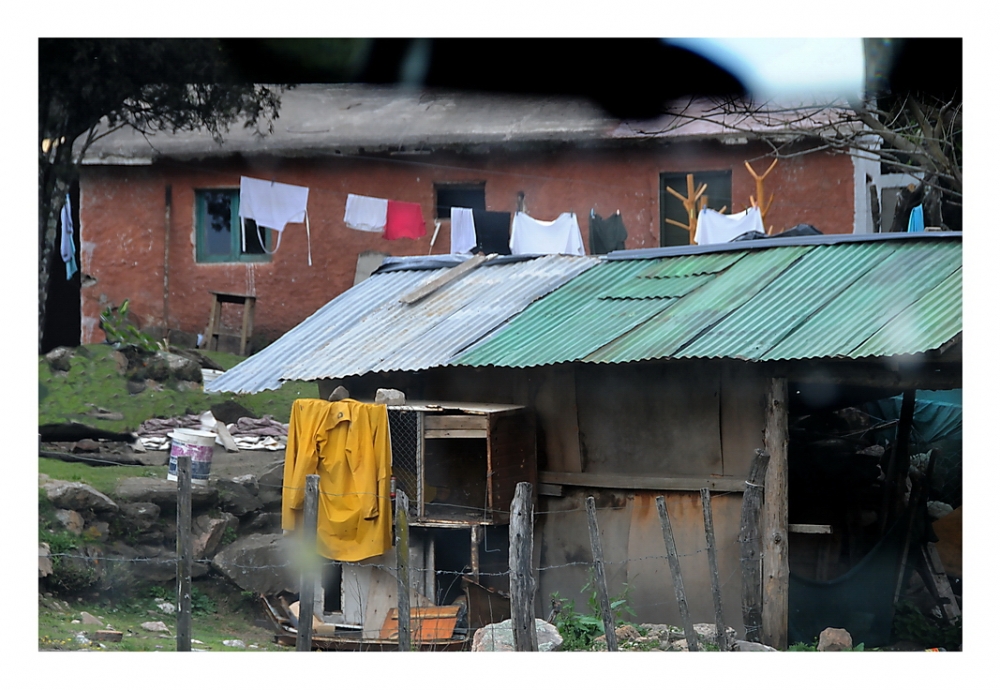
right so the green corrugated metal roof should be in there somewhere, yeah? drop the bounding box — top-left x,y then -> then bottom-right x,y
456,235 -> 962,367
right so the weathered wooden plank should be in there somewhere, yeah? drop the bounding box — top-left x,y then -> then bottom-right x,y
423,428 -> 488,439
700,488 -> 729,651
509,482 -> 537,651
399,253 -> 492,305
739,449 -> 770,643
539,471 -> 745,493
175,455 -> 192,652
423,415 -> 489,430
296,474 -> 319,652
788,524 -> 832,534
586,497 -> 618,652
655,495 -> 699,651
395,491 -> 411,651
762,377 -> 789,649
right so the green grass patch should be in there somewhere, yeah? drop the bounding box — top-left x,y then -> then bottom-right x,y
39,344 -> 317,435
39,457 -> 158,496
38,578 -> 291,652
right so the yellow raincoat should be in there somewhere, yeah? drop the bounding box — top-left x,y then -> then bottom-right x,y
281,398 -> 392,562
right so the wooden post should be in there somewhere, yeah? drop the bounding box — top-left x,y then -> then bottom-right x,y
296,474 -> 319,652
762,377 -> 789,649
700,488 -> 729,651
175,455 -> 192,652
395,490 -> 411,651
585,496 -> 618,651
879,389 -> 917,536
509,482 -> 538,651
745,159 -> 778,228
738,449 -> 771,643
655,496 -> 700,651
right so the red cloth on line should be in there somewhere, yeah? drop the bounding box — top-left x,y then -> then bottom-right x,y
384,200 -> 426,240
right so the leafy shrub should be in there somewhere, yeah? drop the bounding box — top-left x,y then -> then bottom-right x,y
893,600 -> 962,650
100,300 -> 161,353
551,576 -> 635,651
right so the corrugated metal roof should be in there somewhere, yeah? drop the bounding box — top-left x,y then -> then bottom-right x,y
456,235 -> 962,368
206,254 -> 598,393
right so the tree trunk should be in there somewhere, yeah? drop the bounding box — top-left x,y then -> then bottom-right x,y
922,176 -> 944,229
39,143 -> 75,354
888,183 -> 923,234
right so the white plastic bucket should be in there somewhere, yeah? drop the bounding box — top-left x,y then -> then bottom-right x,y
167,428 -> 217,485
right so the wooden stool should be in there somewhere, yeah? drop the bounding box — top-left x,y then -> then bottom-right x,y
203,291 -> 256,355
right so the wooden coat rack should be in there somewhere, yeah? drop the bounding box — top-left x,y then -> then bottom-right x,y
664,174 -> 726,245
745,159 -> 778,232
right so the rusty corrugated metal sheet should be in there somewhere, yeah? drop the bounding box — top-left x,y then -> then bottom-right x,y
207,254 -> 598,393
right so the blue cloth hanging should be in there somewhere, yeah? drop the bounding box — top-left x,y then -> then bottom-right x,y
907,205 -> 925,233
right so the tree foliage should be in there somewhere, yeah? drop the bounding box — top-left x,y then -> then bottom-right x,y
38,39 -> 287,351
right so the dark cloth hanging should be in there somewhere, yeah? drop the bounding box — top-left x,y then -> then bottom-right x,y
472,210 -> 512,255
588,212 -> 628,254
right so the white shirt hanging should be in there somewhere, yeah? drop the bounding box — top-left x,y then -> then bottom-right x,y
694,207 -> 766,245
509,212 -> 585,256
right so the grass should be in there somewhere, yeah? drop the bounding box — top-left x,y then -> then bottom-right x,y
39,457 -> 159,495
39,344 -> 317,434
38,578 -> 291,652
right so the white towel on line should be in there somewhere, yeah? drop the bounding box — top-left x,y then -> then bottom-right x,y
449,207 -> 477,254
239,176 -> 309,232
694,207 -> 766,245
509,212 -> 585,256
344,193 -> 388,232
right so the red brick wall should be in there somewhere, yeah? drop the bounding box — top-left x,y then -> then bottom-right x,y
78,143 -> 854,347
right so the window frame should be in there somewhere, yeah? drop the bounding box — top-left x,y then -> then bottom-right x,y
194,188 -> 271,264
434,182 -> 487,220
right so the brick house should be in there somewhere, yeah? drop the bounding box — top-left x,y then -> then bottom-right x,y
74,85 -> 875,351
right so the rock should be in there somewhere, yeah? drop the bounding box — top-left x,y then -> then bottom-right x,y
692,623 -> 736,649
244,511 -> 282,534
327,386 -> 350,401
374,388 -> 406,405
43,480 -> 119,514
818,627 -> 853,651
83,521 -> 110,541
141,621 -> 170,633
45,346 -> 74,372
222,639 -> 246,648
215,479 -> 264,517
157,602 -> 176,615
144,352 -> 203,383
119,502 -> 161,533
210,400 -> 256,425
471,618 -> 563,652
73,438 -> 101,453
230,474 -> 259,492
192,512 -> 239,560
130,546 -> 209,582
256,461 -> 285,509
74,632 -> 91,645
39,543 -> 53,578
55,509 -> 85,535
126,379 -> 146,395
80,611 -> 103,626
927,501 -> 954,520
734,640 -> 778,651
212,533 -> 295,595
112,477 -> 217,506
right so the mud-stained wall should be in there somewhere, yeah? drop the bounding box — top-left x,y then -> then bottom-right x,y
322,360 -> 766,630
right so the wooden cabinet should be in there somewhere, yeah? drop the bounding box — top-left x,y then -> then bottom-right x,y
387,401 -> 536,526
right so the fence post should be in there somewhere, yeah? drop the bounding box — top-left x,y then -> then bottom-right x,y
585,496 -> 618,651
395,490 -> 411,651
296,474 -> 319,651
762,377 -> 789,649
509,482 -> 537,651
739,449 -> 770,643
700,488 -> 729,651
655,496 -> 699,651
175,455 -> 192,652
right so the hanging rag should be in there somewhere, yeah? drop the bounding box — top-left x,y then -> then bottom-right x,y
384,200 -> 426,240
694,207 -> 766,245
282,398 -> 392,563
450,207 -> 477,254
907,205 -> 925,233
509,212 -> 585,255
239,176 -> 312,264
344,193 -> 388,232
472,209 -> 513,255
60,193 -> 78,279
588,211 -> 628,254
